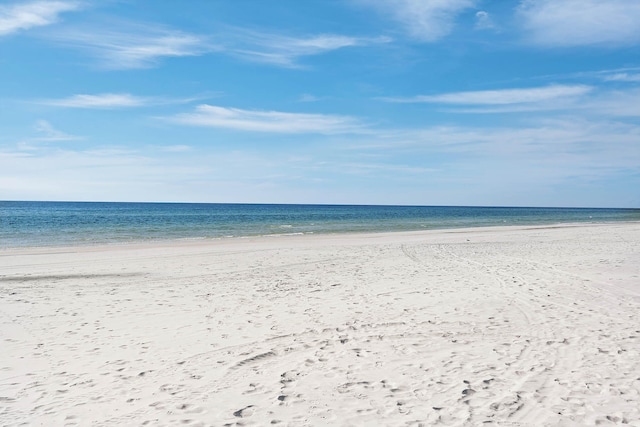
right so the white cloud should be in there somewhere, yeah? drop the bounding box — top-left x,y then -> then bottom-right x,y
474,11 -> 495,30
49,22 -> 383,69
42,93 -> 147,108
33,120 -> 80,141
0,147 -> 160,201
381,84 -> 592,105
222,28 -> 391,67
51,23 -> 207,69
359,0 -> 476,41
519,0 -> 640,47
16,120 -> 82,150
378,85 -> 640,117
0,0 -> 79,36
3,116 -> 638,206
161,145 -> 192,153
584,88 -> 640,117
39,92 -> 218,108
168,104 -> 364,134
299,94 -> 323,103
604,73 -> 640,82
442,87 -> 640,116
366,119 -> 640,178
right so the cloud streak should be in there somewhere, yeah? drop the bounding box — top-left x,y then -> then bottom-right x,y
518,0 -> 640,47
604,73 -> 640,82
15,120 -> 82,151
366,118 -> 640,175
359,0 -> 476,42
442,88 -> 640,116
0,0 -> 79,36
380,84 -> 592,105
51,23 -> 208,69
32,119 -> 81,141
37,92 -> 210,108
169,104 -> 364,134
220,28 -> 390,67
42,93 -> 147,108
47,21 -> 386,69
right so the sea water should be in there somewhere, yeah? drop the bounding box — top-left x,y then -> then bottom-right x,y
1,201 -> 639,248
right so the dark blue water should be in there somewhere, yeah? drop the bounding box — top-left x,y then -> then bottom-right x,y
1,201 -> 639,248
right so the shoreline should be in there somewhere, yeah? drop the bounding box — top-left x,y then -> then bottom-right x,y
2,219 -> 639,254
3,202 -> 638,251
2,222 -> 639,425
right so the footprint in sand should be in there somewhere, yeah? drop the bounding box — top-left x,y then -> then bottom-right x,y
233,405 -> 255,418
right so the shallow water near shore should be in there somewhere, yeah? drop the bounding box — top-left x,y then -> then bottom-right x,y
1,201 -> 639,248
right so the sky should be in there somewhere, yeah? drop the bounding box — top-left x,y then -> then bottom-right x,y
1,0 -> 639,207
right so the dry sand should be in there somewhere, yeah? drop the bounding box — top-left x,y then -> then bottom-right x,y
1,223 -> 639,426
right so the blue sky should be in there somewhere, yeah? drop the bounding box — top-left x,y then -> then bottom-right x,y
1,0 -> 639,207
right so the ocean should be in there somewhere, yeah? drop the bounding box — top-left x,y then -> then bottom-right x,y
1,201 -> 639,248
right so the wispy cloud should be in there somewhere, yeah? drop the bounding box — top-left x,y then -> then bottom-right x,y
380,84 -> 592,105
299,94 -> 320,103
367,118 -> 640,172
50,22 -> 208,69
518,0 -> 640,47
38,92 -> 208,108
220,28 -> 390,67
327,117 -> 640,206
298,94 -> 326,103
443,88 -> 640,116
160,145 -> 192,153
583,88 -> 640,117
358,0 -> 476,42
32,119 -> 81,142
16,120 -> 82,150
379,84 -> 640,117
168,104 -> 364,134
5,116 -> 638,205
604,73 -> 640,82
474,11 -> 496,31
0,0 -> 79,36
48,22 -> 384,69
548,67 -> 640,84
0,146 -> 160,201
42,93 -> 147,108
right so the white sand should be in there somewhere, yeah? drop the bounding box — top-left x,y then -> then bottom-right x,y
1,223 -> 639,426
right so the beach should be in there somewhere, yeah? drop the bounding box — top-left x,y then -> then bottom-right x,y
1,222 -> 639,426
